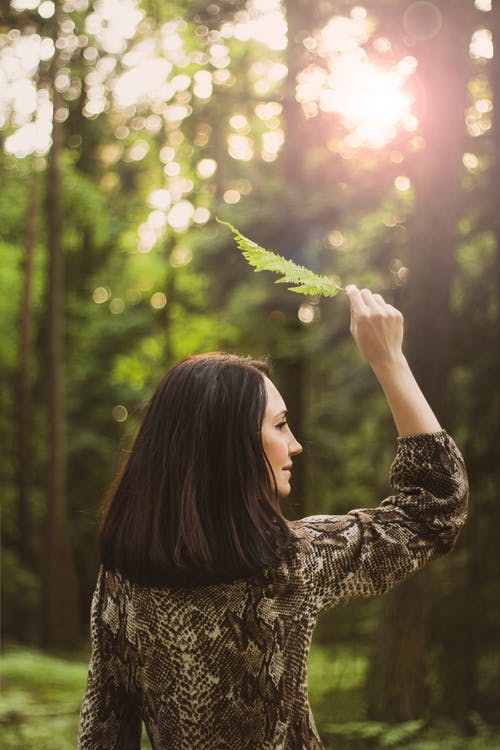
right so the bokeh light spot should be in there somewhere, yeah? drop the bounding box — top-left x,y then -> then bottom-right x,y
193,207 -> 211,224
223,189 -> 241,204
395,175 -> 411,192
298,304 -> 316,324
170,246 -> 193,267
164,161 -> 181,177
373,37 -> 391,53
148,189 -> 171,211
196,158 -> 217,178
228,133 -> 253,161
125,140 -> 149,162
255,101 -> 282,121
160,147 -> 176,163
11,0 -> 39,9
150,292 -> 167,309
403,2 -> 443,41
470,29 -> 493,60
38,1 -> 55,18
328,230 -> 345,248
463,153 -> 479,170
193,70 -> 213,99
92,286 -> 110,303
397,267 -> 410,284
229,114 -> 249,130
476,99 -> 492,113
112,405 -> 128,422
168,201 -> 195,231
109,298 -> 125,314
351,6 -> 367,21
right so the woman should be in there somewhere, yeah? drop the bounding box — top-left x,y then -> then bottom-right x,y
78,285 -> 468,750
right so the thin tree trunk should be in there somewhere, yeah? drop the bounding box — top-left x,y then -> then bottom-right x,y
442,1 -> 500,722
43,34 -> 80,648
366,2 -> 473,721
274,0 -> 316,518
489,0 -> 500,378
17,171 -> 38,567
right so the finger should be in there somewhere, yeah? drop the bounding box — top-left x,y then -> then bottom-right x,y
361,289 -> 390,313
360,288 -> 374,303
346,284 -> 367,315
360,288 -> 382,311
372,293 -> 386,307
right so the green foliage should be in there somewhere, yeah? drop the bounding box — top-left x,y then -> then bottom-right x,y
1,551 -> 41,642
323,720 -> 424,746
308,643 -> 367,697
1,649 -> 87,750
322,714 -> 500,749
0,648 -> 152,749
218,219 -> 345,297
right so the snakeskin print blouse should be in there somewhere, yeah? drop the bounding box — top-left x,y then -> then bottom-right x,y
78,431 -> 468,749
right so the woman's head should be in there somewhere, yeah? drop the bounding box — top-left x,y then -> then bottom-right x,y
98,353 -> 301,586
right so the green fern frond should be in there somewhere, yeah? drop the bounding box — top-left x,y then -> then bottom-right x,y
217,219 -> 344,297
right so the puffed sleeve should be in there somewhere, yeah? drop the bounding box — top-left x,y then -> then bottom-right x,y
294,431 -> 468,613
78,568 -> 143,749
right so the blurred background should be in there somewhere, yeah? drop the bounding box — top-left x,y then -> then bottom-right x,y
1,0 -> 499,747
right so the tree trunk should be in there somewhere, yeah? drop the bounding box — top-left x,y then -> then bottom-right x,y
440,1 -> 500,723
43,39 -> 80,648
16,171 -> 38,567
366,2 -> 473,721
275,0 -> 317,518
486,0 -> 500,402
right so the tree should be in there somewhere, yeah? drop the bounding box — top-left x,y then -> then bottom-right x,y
365,0 -> 482,722
16,170 -> 38,568
42,13 -> 80,646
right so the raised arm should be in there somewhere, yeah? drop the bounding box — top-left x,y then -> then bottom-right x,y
296,287 -> 468,613
345,284 -> 441,436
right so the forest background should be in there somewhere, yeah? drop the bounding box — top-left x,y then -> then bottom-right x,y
1,0 -> 499,748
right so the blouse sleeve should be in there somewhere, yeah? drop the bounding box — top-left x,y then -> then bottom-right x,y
78,568 -> 142,750
297,431 -> 468,614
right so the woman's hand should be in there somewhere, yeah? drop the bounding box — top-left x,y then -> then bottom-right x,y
345,284 -> 441,436
346,285 -> 404,372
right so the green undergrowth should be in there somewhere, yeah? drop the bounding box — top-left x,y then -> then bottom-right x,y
321,721 -> 500,749
308,642 -> 368,724
1,645 -> 498,749
1,648 -> 88,749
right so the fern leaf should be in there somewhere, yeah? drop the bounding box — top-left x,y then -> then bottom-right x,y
217,219 -> 344,297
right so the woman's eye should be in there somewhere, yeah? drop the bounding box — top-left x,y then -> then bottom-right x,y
276,421 -> 287,430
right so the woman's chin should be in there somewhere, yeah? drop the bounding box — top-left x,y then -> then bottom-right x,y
278,483 -> 291,498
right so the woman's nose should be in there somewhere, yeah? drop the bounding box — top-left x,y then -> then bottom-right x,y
290,435 -> 303,455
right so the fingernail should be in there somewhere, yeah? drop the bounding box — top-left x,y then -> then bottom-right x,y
345,284 -> 356,293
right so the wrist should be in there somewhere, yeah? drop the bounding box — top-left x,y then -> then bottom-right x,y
370,352 -> 409,380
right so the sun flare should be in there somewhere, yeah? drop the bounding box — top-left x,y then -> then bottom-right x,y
297,12 -> 419,150
322,60 -> 417,148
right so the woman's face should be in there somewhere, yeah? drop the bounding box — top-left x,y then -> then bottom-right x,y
261,376 -> 303,497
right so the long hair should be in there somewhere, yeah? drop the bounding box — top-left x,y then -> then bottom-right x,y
98,353 -> 296,586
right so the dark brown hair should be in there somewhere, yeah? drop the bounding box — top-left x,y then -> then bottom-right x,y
98,353 -> 296,586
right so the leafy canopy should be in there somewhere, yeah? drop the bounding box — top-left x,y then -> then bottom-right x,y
218,219 -> 345,297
